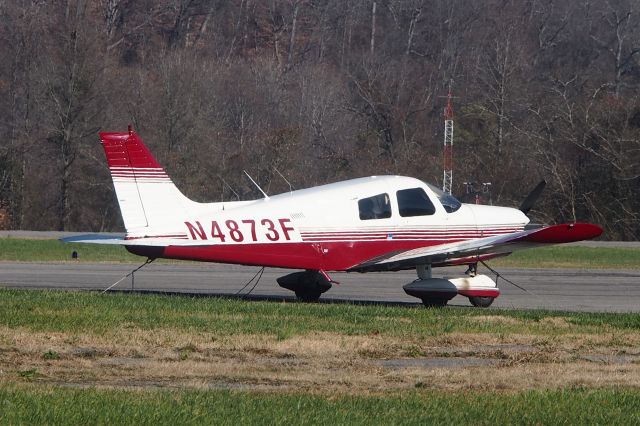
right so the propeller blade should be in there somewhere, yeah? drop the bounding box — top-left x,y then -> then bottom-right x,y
519,180 -> 546,215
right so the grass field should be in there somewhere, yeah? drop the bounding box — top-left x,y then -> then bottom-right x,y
1,386 -> 639,425
1,237 -> 639,269
1,289 -> 640,423
0,238 -> 140,263
492,245 -> 640,269
2,287 -> 640,335
1,237 -> 639,423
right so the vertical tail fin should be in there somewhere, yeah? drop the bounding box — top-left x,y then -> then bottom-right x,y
99,128 -> 197,234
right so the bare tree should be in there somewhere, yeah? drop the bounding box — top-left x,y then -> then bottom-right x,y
40,1 -> 103,230
590,0 -> 640,97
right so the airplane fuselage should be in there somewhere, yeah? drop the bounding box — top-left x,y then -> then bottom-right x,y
126,176 -> 529,271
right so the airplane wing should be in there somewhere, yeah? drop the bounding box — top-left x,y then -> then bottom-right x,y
348,223 -> 603,272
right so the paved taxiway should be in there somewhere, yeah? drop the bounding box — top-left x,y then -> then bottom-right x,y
1,261 -> 638,312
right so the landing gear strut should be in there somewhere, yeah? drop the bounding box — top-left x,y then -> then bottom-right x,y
465,262 -> 478,276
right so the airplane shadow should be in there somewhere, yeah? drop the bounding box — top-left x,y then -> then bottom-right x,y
106,289 -> 475,309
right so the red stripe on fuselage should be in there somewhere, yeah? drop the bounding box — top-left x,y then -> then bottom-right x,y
127,239 -> 452,271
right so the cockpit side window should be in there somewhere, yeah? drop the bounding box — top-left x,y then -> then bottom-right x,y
426,183 -> 462,213
358,193 -> 392,220
397,188 -> 436,217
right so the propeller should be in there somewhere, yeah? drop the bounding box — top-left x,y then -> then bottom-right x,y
519,180 -> 546,215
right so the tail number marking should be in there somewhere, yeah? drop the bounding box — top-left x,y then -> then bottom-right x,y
185,219 -> 294,243
261,219 -> 279,241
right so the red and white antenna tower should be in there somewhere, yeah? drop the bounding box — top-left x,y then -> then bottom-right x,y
442,86 -> 454,195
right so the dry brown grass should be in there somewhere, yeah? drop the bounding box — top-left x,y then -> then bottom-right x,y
2,325 -> 640,394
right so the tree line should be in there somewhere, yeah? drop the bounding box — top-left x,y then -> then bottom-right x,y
0,0 -> 638,239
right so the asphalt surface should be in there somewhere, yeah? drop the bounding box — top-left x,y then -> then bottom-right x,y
1,231 -> 639,312
1,261 -> 639,312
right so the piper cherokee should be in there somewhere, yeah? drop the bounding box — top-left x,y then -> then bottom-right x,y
65,127 -> 603,307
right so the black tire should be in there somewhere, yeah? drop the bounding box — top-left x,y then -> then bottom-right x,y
295,289 -> 322,302
421,297 -> 448,308
469,296 -> 495,308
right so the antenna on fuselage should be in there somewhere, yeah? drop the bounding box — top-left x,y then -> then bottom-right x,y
218,176 -> 240,201
243,170 -> 270,199
274,167 -> 294,194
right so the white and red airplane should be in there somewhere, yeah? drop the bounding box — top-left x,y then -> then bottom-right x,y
66,127 -> 603,307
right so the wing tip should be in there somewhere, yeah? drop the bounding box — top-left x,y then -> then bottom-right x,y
523,223 -> 603,244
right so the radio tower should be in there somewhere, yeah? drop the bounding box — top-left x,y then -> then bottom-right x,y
442,86 -> 454,195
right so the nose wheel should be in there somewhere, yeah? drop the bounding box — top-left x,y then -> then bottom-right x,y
468,296 -> 495,308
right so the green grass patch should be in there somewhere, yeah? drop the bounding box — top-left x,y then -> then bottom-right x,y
492,245 -> 640,269
1,237 -> 638,269
0,385 -> 639,425
0,238 -> 139,262
1,288 -> 638,338
2,289 -> 639,423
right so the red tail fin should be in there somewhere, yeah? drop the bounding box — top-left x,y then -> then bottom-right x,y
99,128 -> 164,169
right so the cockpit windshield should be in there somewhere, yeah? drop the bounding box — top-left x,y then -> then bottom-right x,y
427,184 -> 462,213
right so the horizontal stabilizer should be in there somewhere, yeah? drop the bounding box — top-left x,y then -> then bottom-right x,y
62,234 -> 125,244
61,234 -> 214,247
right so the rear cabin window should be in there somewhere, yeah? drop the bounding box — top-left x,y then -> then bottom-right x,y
397,188 -> 436,217
358,193 -> 392,220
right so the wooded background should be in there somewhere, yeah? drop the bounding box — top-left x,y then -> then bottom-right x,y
0,0 -> 638,239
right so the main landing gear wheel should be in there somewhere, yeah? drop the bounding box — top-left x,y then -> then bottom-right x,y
421,298 -> 448,308
277,270 -> 332,303
468,296 -> 495,308
295,289 -> 322,303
